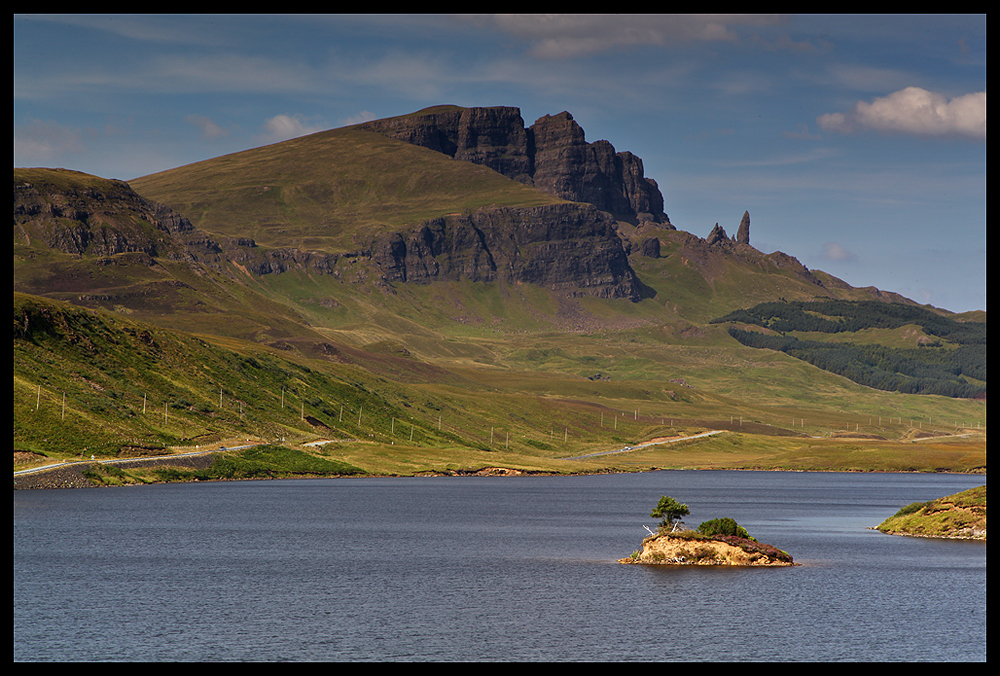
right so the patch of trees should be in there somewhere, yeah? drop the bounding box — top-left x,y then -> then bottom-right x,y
713,300 -> 986,398
650,495 -> 690,532
726,327 -> 986,398
712,299 -> 985,345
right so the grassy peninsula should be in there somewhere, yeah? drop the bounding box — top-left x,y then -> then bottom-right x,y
875,486 -> 986,540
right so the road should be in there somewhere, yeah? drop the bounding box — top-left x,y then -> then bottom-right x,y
560,430 -> 724,460
13,444 -> 258,477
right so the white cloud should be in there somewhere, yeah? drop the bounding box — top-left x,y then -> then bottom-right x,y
259,114 -> 326,143
185,115 -> 229,140
818,87 -> 986,140
484,14 -> 782,58
783,124 -> 822,140
14,119 -> 89,165
825,64 -> 913,93
340,110 -> 377,126
820,242 -> 856,262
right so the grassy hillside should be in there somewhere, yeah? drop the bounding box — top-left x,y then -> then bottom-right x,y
14,292 -> 986,480
130,126 -> 564,254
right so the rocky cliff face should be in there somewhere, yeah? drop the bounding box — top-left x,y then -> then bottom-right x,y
13,169 -> 229,263
15,168 -> 644,302
359,106 -> 671,226
371,202 -> 642,300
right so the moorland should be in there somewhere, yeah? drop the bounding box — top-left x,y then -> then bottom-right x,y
13,105 -> 986,485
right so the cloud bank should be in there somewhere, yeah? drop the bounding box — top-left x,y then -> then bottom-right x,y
818,87 -> 986,140
484,14 -> 782,58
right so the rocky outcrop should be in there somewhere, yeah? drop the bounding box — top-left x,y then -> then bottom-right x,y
705,210 -> 751,247
13,169 -> 228,263
370,202 -> 642,300
705,223 -> 729,246
638,236 -> 661,258
620,532 -> 796,566
736,210 -> 750,245
359,106 -> 671,226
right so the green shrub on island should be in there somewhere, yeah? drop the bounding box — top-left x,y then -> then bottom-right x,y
697,517 -> 755,541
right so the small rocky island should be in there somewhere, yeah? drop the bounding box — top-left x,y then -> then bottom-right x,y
619,496 -> 796,567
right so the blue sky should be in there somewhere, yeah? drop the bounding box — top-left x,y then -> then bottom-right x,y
14,14 -> 987,313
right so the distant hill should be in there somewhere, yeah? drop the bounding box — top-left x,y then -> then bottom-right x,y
13,106 -> 987,473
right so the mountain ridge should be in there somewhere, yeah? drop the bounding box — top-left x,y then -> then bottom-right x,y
13,106 -> 987,475
357,105 -> 670,226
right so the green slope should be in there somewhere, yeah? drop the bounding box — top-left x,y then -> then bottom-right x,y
14,290 -> 986,478
130,126 -> 564,254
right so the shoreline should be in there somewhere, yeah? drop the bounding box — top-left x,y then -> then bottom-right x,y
13,450 -> 987,491
868,527 -> 986,541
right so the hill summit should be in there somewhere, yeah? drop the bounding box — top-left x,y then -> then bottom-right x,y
358,105 -> 670,226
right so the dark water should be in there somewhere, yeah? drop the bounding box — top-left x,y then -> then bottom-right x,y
14,470 -> 986,662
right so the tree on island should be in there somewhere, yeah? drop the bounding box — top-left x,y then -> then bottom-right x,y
651,495 -> 690,532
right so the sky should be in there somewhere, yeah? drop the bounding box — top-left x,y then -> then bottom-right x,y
13,14 -> 987,313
